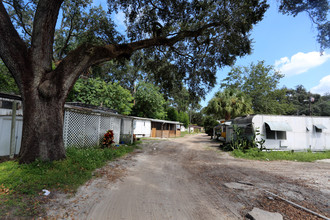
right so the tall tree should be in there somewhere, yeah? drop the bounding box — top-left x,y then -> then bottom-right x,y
178,111 -> 189,128
132,81 -> 166,119
286,85 -> 323,116
220,61 -> 293,114
0,0 -> 268,163
165,106 -> 179,121
205,88 -> 253,120
67,77 -> 133,115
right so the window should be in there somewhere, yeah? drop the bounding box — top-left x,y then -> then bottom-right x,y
315,127 -> 322,133
265,123 -> 287,140
314,124 -> 326,133
265,124 -> 275,139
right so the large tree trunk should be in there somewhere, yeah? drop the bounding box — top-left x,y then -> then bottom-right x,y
18,89 -> 66,163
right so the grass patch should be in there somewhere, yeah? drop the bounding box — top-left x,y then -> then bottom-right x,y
231,148 -> 330,162
0,144 -> 137,218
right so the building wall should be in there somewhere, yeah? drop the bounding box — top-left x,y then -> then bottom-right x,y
133,119 -> 151,137
253,115 -> 330,151
0,116 -> 23,156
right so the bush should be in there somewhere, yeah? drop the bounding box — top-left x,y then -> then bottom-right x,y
204,116 -> 219,136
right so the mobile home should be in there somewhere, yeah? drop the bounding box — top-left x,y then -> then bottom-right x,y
225,115 -> 330,151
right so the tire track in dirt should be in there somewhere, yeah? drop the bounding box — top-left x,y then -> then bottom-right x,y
46,134 -> 330,219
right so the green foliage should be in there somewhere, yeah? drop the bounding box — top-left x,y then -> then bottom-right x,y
221,61 -> 294,115
286,85 -> 330,116
67,77 -> 133,115
166,106 -> 179,121
203,116 -> 219,136
224,125 -> 265,152
107,0 -> 268,98
54,1 -> 122,60
178,111 -> 189,128
0,60 -> 19,94
0,145 -> 135,218
205,88 -> 253,120
190,111 -> 205,127
232,148 -> 330,162
132,81 -> 166,119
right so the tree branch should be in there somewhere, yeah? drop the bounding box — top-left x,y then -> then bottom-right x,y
31,0 -> 64,73
0,1 -> 29,91
55,22 -> 222,98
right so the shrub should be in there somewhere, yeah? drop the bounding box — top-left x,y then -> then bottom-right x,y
102,130 -> 115,148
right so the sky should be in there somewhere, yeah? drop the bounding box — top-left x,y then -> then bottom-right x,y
200,0 -> 330,107
93,0 -> 330,107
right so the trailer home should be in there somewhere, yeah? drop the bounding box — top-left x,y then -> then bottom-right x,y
225,115 -> 330,151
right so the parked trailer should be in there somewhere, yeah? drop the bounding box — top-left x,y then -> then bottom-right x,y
224,115 -> 330,151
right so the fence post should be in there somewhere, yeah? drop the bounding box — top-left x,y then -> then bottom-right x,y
9,101 -> 17,159
130,119 -> 134,144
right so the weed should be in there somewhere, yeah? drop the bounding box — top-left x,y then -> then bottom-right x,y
0,144 -> 137,218
232,148 -> 330,162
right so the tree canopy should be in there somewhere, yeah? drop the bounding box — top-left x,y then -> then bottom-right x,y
220,61 -> 294,115
205,88 -> 253,120
67,77 -> 134,115
132,81 -> 166,119
0,0 -> 269,163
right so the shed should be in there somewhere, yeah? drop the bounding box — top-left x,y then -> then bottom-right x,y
225,115 -> 330,151
150,119 -> 181,138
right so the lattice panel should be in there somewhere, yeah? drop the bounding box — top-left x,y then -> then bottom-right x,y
63,108 -> 134,147
100,116 -> 120,144
64,111 -> 87,148
84,114 -> 100,147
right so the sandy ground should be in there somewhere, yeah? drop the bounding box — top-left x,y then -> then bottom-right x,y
45,134 -> 330,220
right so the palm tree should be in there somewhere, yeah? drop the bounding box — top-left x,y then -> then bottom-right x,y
205,89 -> 253,120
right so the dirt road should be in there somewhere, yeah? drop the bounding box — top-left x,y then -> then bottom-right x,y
46,134 -> 330,219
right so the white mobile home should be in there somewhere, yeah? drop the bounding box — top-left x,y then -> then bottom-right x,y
227,115 -> 330,151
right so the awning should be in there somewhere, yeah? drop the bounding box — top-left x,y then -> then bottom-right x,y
314,124 -> 327,129
265,121 -> 292,131
224,121 -> 232,126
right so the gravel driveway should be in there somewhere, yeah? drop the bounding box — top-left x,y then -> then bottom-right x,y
46,134 -> 330,219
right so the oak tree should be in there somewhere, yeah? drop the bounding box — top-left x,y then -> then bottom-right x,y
0,0 -> 268,163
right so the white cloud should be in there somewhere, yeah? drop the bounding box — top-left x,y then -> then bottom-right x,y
274,52 -> 330,76
310,75 -> 330,95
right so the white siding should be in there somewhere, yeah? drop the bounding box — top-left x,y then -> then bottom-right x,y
0,116 -> 23,156
252,115 -> 330,150
133,119 -> 151,137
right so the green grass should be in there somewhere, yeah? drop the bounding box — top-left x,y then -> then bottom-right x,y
231,148 -> 330,162
0,144 -> 137,218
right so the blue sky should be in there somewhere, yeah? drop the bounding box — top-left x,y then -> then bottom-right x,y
200,0 -> 330,107
93,0 -> 330,107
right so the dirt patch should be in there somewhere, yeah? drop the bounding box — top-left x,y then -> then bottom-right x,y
45,135 -> 330,219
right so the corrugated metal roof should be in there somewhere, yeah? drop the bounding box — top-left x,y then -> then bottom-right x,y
265,121 -> 292,131
314,124 -> 327,129
150,119 -> 182,124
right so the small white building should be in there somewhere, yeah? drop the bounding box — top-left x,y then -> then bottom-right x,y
226,115 -> 330,151
132,117 -> 152,138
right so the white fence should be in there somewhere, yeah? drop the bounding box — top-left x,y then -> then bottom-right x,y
0,104 -> 135,156
62,106 -> 134,148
